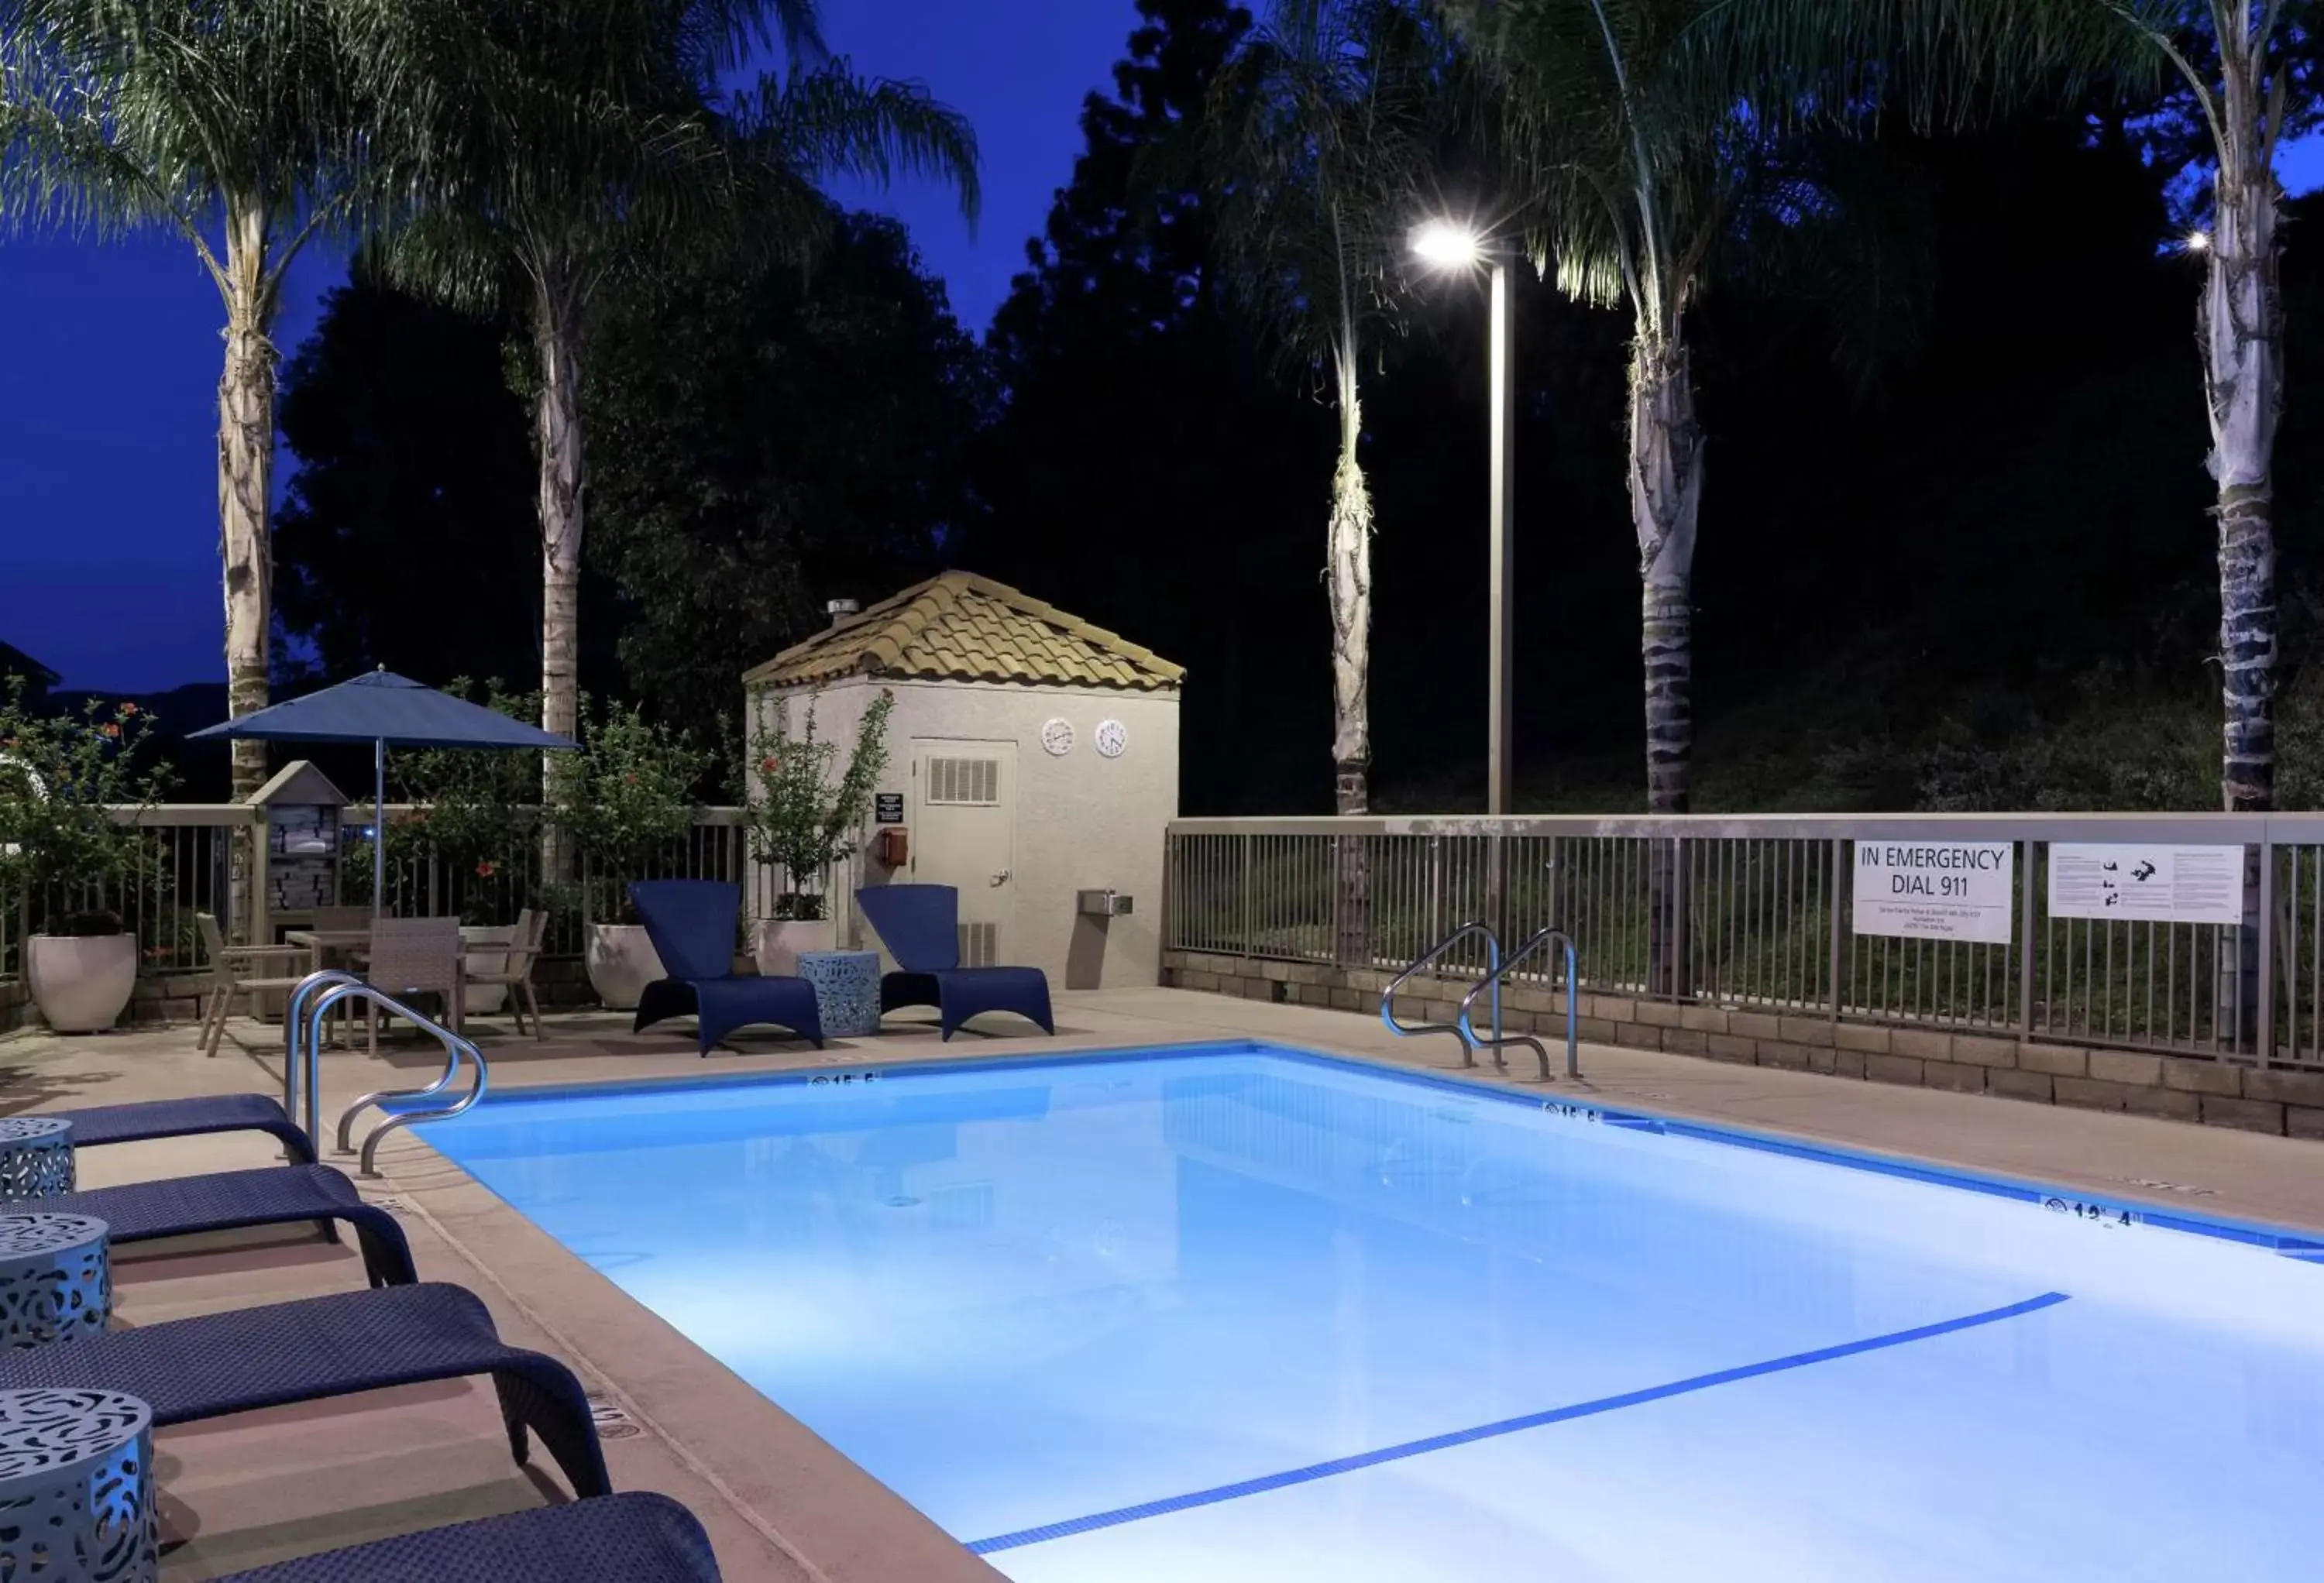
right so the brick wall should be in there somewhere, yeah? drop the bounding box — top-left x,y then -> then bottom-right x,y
1163,949 -> 2324,1142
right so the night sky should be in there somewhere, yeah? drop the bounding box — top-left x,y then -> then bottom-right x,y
0,5 -> 2318,695
0,0 -> 1143,691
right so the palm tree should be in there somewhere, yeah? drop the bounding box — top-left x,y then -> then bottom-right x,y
2,1 -> 361,798
1205,0 -> 1456,816
352,0 -> 978,816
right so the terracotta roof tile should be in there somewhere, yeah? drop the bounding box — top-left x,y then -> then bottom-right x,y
741,572 -> 1185,692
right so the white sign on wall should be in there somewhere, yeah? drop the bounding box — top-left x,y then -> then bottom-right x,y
1851,841 -> 2015,943
2047,844 -> 2247,925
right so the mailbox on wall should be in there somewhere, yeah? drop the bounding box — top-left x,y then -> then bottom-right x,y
249,761 -> 349,926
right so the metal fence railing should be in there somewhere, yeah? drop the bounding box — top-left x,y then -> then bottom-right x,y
1,806 -> 754,981
1167,814 -> 2324,1068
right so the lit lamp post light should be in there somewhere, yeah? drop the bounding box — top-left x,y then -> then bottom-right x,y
1411,219 -> 1515,816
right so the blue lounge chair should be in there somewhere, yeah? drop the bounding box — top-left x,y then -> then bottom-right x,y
854,884 -> 1054,1040
0,1282 -> 609,1499
215,1494 -> 720,1582
41,1092 -> 315,1162
46,1164 -> 417,1287
631,881 -> 824,1055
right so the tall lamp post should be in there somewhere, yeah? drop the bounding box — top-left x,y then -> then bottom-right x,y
1412,221 -> 1515,816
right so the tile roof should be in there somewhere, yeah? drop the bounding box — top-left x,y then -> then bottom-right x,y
741,572 -> 1184,693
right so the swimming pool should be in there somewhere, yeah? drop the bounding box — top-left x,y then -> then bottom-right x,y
420,1043 -> 2324,1581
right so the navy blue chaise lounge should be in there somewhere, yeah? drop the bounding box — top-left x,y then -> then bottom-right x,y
215,1493 -> 720,1582
43,1092 -> 315,1162
631,881 -> 823,1055
43,1163 -> 417,1287
0,1282 -> 609,1499
854,884 -> 1054,1040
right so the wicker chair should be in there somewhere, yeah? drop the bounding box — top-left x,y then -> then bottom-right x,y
360,916 -> 465,1053
196,912 -> 312,1058
467,908 -> 548,1039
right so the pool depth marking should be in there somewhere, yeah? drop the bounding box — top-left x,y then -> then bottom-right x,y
966,1289 -> 2071,1556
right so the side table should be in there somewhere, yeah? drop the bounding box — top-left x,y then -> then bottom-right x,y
0,1214 -> 111,1348
0,1387 -> 159,1582
0,1118 -> 74,1200
798,950 -> 882,1039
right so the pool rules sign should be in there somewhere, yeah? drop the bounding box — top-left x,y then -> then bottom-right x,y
1852,842 -> 2015,944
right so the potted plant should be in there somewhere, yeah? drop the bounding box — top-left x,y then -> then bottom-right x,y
747,689 -> 893,976
550,699 -> 709,1009
0,682 -> 173,1032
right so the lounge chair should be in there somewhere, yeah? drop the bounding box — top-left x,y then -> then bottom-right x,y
0,1282 -> 609,1499
631,881 -> 823,1055
215,1493 -> 720,1582
44,1163 -> 417,1287
855,884 -> 1055,1040
41,1092 -> 315,1163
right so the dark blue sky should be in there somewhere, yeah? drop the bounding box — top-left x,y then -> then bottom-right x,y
0,0 -> 1143,692
2,7 -> 2319,694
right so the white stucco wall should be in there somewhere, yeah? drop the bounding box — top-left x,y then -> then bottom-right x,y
750,675 -> 1181,989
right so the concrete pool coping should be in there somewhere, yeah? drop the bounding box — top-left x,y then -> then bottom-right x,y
14,984 -> 2324,1578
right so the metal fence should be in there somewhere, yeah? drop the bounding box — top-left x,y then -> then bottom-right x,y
1166,814 -> 2324,1068
1,805 -> 753,980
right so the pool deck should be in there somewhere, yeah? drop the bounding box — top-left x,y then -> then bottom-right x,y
9,984 -> 2324,1578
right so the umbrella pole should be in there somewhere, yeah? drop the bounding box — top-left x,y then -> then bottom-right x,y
373,737 -> 386,924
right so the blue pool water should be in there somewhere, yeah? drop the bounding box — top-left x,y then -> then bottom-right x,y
420,1045 -> 2324,1580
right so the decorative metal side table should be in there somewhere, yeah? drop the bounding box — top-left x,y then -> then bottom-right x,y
0,1118 -> 74,1200
0,1214 -> 111,1348
798,950 -> 883,1039
0,1388 -> 160,1583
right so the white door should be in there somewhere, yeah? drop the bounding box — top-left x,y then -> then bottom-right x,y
909,738 -> 1016,966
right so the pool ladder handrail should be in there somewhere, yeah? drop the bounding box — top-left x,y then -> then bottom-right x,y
284,968 -> 491,1176
1380,922 -> 1503,1064
1456,926 -> 1581,1082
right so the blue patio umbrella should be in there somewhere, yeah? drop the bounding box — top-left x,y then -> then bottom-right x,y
191,669 -> 576,922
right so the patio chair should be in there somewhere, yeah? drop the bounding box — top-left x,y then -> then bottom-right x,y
855,884 -> 1054,1040
197,912 -> 312,1057
0,1281 -> 610,1499
466,907 -> 548,1039
43,1092 -> 315,1163
630,880 -> 823,1055
43,1162 -> 417,1288
214,1493 -> 721,1583
363,915 -> 465,1054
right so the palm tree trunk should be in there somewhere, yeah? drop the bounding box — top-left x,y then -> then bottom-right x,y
533,271 -> 586,875
218,200 -> 277,805
2205,39 -> 2282,815
1629,328 -> 1702,816
1327,373 -> 1373,816
1631,324 -> 1702,1002
1327,359 -> 1374,969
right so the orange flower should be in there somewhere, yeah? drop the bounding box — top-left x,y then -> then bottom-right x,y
475,860 -> 497,879
120,702 -> 138,715
760,756 -> 780,773
100,723 -> 121,738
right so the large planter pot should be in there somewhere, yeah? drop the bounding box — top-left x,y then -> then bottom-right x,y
459,925 -> 513,1016
25,932 -> 139,1034
585,922 -> 664,1011
754,917 -> 837,979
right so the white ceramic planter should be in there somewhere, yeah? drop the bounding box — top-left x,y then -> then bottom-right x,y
585,922 -> 664,1011
459,925 -> 513,1015
25,933 -> 139,1033
753,917 -> 836,979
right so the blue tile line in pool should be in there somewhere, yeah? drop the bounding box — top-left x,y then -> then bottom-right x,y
965,1289 -> 2073,1556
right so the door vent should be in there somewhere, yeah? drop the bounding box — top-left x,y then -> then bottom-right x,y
926,757 -> 1000,805
959,922 -> 999,967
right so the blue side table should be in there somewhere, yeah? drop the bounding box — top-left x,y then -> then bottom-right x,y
798,950 -> 882,1039
0,1118 -> 74,1200
0,1387 -> 159,1581
0,1213 -> 111,1348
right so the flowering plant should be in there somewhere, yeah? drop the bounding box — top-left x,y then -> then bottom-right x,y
746,689 -> 893,922
0,678 -> 174,936
549,698 -> 711,921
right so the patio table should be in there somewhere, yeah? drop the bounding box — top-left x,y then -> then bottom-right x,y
0,1212 -> 110,1346
0,1387 -> 158,1581
0,1118 -> 74,1200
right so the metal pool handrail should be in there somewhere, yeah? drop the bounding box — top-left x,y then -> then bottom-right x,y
1457,925 -> 1580,1082
285,969 -> 366,1150
1381,921 -> 1503,1065
294,979 -> 490,1176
